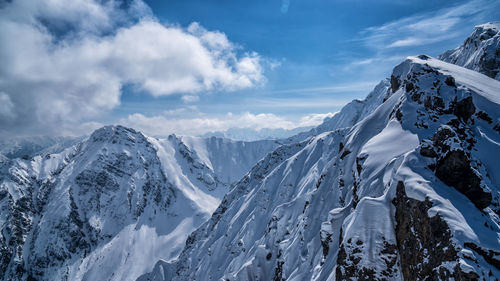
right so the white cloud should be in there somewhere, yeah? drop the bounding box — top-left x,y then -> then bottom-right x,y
120,111 -> 333,137
298,112 -> 335,127
162,106 -> 199,116
346,55 -> 404,67
0,92 -> 16,120
0,0 -> 264,136
181,95 -> 200,103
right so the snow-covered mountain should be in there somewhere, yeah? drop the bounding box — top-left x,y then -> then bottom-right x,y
440,22 -> 500,81
3,24 -> 500,281
202,127 -> 314,142
0,136 -> 82,160
0,127 -> 277,281
139,54 -> 500,280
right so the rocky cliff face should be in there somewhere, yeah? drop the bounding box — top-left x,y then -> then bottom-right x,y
139,54 -> 500,281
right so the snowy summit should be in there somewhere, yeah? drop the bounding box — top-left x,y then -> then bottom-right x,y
1,1 -> 500,281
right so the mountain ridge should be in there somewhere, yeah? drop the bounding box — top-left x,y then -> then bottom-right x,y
2,23 -> 500,281
0,126 -> 278,281
138,54 -> 500,280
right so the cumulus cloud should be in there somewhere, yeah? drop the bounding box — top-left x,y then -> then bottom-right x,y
119,111 -> 333,137
0,0 -> 264,136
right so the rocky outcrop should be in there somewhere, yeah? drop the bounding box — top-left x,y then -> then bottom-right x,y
440,22 -> 500,80
435,150 -> 491,209
454,96 -> 476,122
138,41 -> 500,281
396,60 -> 493,210
392,181 -> 479,281
335,238 -> 399,281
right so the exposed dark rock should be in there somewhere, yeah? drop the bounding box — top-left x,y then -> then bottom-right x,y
336,239 -> 376,281
435,150 -> 491,209
316,174 -> 326,189
454,96 -> 476,122
433,96 -> 445,110
494,124 -> 500,133
417,54 -> 430,60
336,234 -> 398,280
479,50 -> 500,79
395,108 -> 403,121
464,242 -> 500,270
476,111 -> 493,123
411,91 -> 423,102
355,156 -> 366,175
390,75 -> 401,92
405,82 -> 414,92
445,76 -> 457,87
340,149 -> 351,160
432,126 -> 457,152
302,200 -> 309,214
273,252 -> 285,281
321,232 -> 332,259
380,240 -> 399,278
392,181 -> 479,280
420,140 -> 438,158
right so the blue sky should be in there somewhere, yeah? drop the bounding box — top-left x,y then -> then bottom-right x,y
119,0 -> 500,133
1,0 -> 499,137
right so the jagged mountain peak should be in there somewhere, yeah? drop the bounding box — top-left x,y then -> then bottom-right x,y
475,21 -> 500,34
4,23 -> 500,281
89,125 -> 147,145
440,22 -> 500,80
394,55 -> 500,103
139,50 -> 500,280
0,123 -> 280,281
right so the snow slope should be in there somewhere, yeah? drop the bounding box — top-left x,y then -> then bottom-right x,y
0,126 -> 277,281
139,55 -> 500,281
180,135 -> 279,184
440,22 -> 500,80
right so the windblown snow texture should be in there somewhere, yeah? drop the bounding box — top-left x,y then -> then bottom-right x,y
139,58 -> 500,280
2,24 -> 500,281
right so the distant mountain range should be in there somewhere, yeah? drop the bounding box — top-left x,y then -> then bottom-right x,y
1,22 -> 499,281
202,126 -> 315,142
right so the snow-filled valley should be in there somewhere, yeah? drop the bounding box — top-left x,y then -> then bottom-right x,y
1,23 -> 500,281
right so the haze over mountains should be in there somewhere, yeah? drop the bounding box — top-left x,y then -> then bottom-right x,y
0,22 -> 499,281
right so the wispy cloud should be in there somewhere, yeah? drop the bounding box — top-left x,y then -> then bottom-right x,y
346,55 -> 404,68
281,0 -> 290,14
181,95 -> 200,103
266,81 -> 379,95
360,0 -> 500,50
